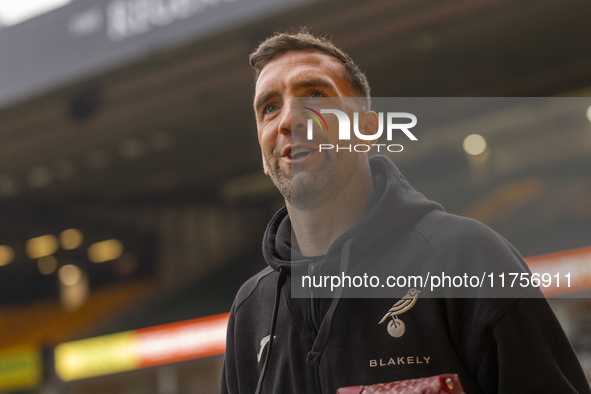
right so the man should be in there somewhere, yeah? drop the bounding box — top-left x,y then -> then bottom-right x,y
221,30 -> 590,393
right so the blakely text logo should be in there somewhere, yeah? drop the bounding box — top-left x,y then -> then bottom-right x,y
369,355 -> 431,367
303,107 -> 417,153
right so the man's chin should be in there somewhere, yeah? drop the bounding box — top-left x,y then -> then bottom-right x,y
290,178 -> 333,208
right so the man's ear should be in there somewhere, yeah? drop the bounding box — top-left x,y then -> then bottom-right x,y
357,111 -> 380,146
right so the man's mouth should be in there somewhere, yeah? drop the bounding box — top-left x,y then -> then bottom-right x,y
289,147 -> 312,160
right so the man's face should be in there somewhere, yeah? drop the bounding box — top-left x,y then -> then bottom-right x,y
253,50 -> 366,208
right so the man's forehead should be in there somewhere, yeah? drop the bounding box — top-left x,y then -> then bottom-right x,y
271,50 -> 333,64
255,50 -> 345,92
260,50 -> 342,74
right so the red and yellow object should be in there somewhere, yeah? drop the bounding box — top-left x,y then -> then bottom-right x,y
526,246 -> 591,296
55,312 -> 229,381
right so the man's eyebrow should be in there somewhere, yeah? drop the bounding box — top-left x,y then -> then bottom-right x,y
291,78 -> 334,91
253,79 -> 336,114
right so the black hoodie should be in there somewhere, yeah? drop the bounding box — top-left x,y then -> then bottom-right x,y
221,156 -> 590,394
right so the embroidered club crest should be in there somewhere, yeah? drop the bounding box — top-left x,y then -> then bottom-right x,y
379,288 -> 420,338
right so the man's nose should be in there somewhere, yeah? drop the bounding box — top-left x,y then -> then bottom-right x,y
278,102 -> 291,135
279,99 -> 305,135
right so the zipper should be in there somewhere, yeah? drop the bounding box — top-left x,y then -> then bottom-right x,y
319,360 -> 330,394
308,262 -> 324,393
315,364 -> 324,393
308,262 -> 319,330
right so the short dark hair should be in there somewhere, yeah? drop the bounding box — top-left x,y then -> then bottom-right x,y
249,29 -> 371,108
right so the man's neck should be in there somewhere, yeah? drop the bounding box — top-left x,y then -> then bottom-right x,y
287,166 -> 374,257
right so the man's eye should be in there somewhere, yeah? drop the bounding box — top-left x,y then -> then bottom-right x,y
265,104 -> 277,114
310,91 -> 324,98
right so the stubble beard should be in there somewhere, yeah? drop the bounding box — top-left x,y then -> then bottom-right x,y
264,151 -> 356,210
264,156 -> 292,203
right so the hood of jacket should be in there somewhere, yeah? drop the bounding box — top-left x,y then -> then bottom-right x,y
262,155 -> 443,273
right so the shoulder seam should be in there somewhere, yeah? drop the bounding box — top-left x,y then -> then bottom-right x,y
412,225 -> 455,278
234,267 -> 275,312
473,295 -> 524,374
